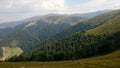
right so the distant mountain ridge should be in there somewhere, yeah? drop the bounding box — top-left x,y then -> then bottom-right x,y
71,10 -> 112,18
0,10 -> 112,29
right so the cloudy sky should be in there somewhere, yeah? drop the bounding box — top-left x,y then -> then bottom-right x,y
0,0 -> 120,23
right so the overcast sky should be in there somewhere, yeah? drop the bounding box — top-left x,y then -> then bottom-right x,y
0,0 -> 120,23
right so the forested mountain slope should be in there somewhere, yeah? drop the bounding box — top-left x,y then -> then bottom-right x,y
0,9 -> 119,62
0,15 -> 87,60
16,9 -> 120,61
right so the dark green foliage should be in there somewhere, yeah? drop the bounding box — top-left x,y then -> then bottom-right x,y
0,21 -> 71,53
0,28 -> 13,38
32,32 -> 120,61
8,32 -> 120,62
49,23 -> 89,41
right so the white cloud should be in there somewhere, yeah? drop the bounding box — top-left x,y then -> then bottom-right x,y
1,0 -> 119,14
0,0 -> 120,23
0,0 -> 70,23
70,0 -> 120,13
31,0 -> 69,14
22,0 -> 32,4
0,0 -> 69,14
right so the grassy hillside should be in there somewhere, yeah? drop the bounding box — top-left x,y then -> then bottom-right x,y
50,9 -> 120,40
0,50 -> 120,68
86,16 -> 120,35
0,15 -> 87,51
0,47 -> 23,61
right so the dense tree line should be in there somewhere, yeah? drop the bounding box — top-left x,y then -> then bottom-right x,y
7,32 -> 120,61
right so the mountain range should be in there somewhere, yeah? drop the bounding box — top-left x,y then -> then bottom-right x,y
0,9 -> 120,62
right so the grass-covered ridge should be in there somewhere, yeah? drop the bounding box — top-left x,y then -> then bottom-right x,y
86,16 -> 120,35
0,50 -> 120,68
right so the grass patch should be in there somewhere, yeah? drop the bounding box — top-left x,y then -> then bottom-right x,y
0,47 -> 23,61
86,16 -> 120,35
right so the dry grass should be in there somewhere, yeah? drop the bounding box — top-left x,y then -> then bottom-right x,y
0,50 -> 120,68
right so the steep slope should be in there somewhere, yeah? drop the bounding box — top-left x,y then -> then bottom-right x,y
0,15 -> 87,54
86,16 -> 120,35
51,9 -> 120,40
21,9 -> 120,61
